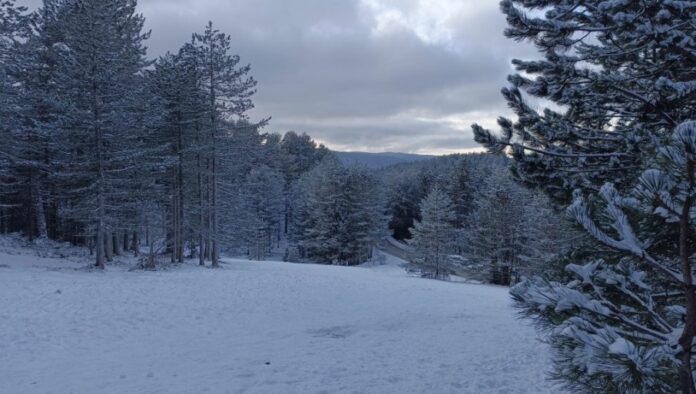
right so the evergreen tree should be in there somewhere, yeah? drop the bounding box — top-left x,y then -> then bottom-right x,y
290,156 -> 383,265
446,158 -> 475,228
409,188 -> 456,279
339,166 -> 385,264
514,123 -> 696,392
191,21 -> 258,267
474,1 -> 696,391
0,0 -> 31,233
237,165 -> 284,261
148,45 -> 208,263
278,131 -> 330,235
295,157 -> 345,263
464,167 -> 568,285
49,0 -> 158,268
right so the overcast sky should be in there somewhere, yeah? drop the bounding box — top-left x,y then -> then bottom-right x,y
23,0 -> 535,154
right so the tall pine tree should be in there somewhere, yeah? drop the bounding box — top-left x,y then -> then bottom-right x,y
50,0 -> 158,268
191,21 -> 258,267
474,1 -> 696,392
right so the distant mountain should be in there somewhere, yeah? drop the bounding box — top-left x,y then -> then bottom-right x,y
334,151 -> 434,169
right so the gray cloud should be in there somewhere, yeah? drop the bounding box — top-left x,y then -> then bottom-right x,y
21,0 -> 535,154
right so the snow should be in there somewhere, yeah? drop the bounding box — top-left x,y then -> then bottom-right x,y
0,241 -> 556,394
386,236 -> 413,252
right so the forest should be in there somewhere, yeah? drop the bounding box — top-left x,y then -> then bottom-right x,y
2,0 -> 696,393
0,0 -> 564,281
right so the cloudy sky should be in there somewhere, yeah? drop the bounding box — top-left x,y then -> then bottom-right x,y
24,0 -> 534,154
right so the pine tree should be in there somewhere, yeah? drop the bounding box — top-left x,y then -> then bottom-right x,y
339,166 -> 385,265
464,170 -> 524,284
295,157 -> 345,263
446,158 -> 475,228
290,156 -> 383,265
148,45 -> 209,263
409,188 -> 456,279
191,21 -> 258,267
278,131 -> 330,235
514,122 -> 696,392
464,167 -> 568,285
237,165 -> 284,260
49,0 -> 158,268
473,1 -> 696,392
12,3 -> 63,241
0,0 -> 31,233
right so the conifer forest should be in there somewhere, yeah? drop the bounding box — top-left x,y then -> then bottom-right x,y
2,1 -> 696,393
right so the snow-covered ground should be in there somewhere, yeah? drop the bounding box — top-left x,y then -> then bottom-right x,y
0,240 -> 555,394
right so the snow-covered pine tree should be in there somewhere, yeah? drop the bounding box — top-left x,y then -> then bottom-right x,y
278,131 -> 330,235
292,156 -> 345,263
445,157 -> 476,254
11,2 -> 72,241
473,1 -> 696,203
278,131 -> 330,183
49,0 -> 159,268
237,165 -> 284,260
148,45 -> 209,263
514,122 -> 696,392
289,156 -> 383,265
215,120 -> 268,254
192,21 -> 258,267
464,169 -> 525,284
446,158 -> 475,229
408,188 -> 456,279
473,1 -> 696,392
464,166 -> 567,284
383,163 -> 432,240
0,0 -> 31,234
339,166 -> 385,265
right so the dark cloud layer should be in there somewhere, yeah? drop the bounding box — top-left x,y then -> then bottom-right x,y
21,0 -> 535,154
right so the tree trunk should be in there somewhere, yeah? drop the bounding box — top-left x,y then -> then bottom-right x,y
208,43 -> 219,268
206,155 -> 215,266
211,153 -> 219,266
132,231 -> 139,256
96,227 -> 105,268
93,73 -> 105,269
31,174 -> 48,239
196,115 -> 206,266
145,222 -> 150,247
678,159 -> 696,394
113,232 -> 120,256
168,188 -> 175,263
105,231 -> 113,262
177,121 -> 185,263
197,142 -> 205,266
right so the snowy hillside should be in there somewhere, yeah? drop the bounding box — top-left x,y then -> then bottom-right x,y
0,241 -> 555,394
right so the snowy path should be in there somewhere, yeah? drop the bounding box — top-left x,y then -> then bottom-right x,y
0,251 -> 555,394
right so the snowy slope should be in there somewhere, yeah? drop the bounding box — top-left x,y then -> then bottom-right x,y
0,245 -> 556,394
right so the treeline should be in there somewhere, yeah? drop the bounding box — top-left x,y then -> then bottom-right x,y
380,154 -> 573,283
0,0 -> 384,268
